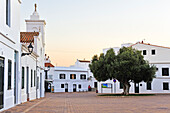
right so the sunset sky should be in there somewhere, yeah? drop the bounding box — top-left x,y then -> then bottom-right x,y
20,0 -> 170,66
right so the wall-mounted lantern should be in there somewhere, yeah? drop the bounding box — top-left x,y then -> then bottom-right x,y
45,66 -> 50,79
21,43 -> 34,57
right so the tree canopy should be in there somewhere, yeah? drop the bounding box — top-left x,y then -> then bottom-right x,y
89,47 -> 156,95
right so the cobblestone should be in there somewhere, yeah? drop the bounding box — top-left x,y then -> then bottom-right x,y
2,92 -> 170,113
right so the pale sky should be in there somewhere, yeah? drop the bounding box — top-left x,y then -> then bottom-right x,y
21,0 -> 170,66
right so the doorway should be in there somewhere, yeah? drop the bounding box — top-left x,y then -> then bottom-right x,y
45,81 -> 51,92
0,57 -> 4,109
135,83 -> 139,93
40,73 -> 42,97
94,82 -> 98,88
73,84 -> 76,92
65,84 -> 68,92
14,52 -> 17,104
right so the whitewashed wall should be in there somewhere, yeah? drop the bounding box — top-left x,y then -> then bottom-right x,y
21,45 -> 37,103
48,67 -> 89,92
0,0 -> 21,111
25,9 -> 46,98
74,60 -> 98,88
99,43 -> 170,94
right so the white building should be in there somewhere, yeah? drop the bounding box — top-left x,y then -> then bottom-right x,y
20,4 -> 46,102
99,42 -> 170,94
73,59 -> 98,89
0,0 -> 21,111
49,67 -> 89,92
20,32 -> 39,103
45,58 -> 96,92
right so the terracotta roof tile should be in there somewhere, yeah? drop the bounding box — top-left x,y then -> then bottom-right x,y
45,63 -> 54,67
20,32 -> 39,43
131,42 -> 170,49
78,60 -> 90,63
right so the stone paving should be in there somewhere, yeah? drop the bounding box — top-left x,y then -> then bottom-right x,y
2,92 -> 170,113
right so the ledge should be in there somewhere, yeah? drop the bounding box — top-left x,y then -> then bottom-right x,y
0,32 -> 15,44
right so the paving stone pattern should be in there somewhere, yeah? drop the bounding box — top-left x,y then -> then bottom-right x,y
2,92 -> 170,113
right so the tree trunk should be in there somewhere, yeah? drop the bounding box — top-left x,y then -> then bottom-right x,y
122,82 -> 130,95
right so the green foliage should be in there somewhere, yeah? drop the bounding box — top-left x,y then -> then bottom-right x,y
115,47 -> 156,83
89,49 -> 116,81
89,47 -> 156,84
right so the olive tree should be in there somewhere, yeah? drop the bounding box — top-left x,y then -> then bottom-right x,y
89,47 -> 156,95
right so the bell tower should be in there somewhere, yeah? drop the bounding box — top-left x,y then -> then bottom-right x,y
25,4 -> 46,46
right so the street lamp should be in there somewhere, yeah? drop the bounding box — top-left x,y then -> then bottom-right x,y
21,43 -> 34,57
45,66 -> 50,79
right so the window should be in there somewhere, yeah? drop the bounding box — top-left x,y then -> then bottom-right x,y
70,74 -> 76,79
163,83 -> 169,90
143,50 -> 147,55
60,74 -> 65,79
120,82 -> 123,89
80,74 -> 86,79
22,67 -> 25,89
147,82 -> 151,90
31,70 -> 33,87
34,70 -> 36,87
61,84 -> 64,88
94,82 -> 97,88
79,84 -> 81,89
152,50 -> 155,55
6,0 -> 11,26
8,60 -> 12,90
162,68 -> 169,76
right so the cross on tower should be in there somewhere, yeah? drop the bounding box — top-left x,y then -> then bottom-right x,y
35,4 -> 37,12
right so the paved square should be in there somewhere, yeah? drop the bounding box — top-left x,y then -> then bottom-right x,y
2,92 -> 170,113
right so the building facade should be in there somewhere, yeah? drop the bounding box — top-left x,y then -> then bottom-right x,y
73,59 -> 98,89
99,42 -> 170,94
20,33 -> 39,103
49,67 -> 89,92
45,58 -> 95,92
20,4 -> 46,100
0,0 -> 21,111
